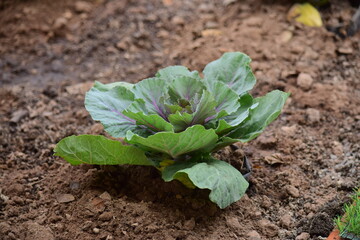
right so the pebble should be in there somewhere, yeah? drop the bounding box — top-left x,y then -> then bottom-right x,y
171,16 -> 185,25
337,47 -> 353,55
25,222 -> 55,240
56,194 -> 75,203
257,135 -> 277,148
243,16 -> 263,26
93,227 -> 100,234
99,191 -> 112,201
296,232 -> 310,240
99,212 -> 113,221
53,17 -> 67,29
297,73 -> 313,90
226,217 -> 242,230
75,1 -> 92,13
10,109 -> 28,123
247,230 -> 261,240
279,213 -> 293,228
281,125 -> 297,136
259,219 -> 279,237
286,185 -> 300,198
332,141 -> 343,156
51,60 -> 63,72
183,218 -> 196,230
306,108 -> 321,124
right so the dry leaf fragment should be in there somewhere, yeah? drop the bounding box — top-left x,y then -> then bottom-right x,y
263,153 -> 285,165
287,3 -> 323,27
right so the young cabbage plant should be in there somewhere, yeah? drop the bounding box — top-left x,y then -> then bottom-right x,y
54,52 -> 289,208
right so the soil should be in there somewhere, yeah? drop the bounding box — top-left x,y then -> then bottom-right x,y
1,0 -> 359,239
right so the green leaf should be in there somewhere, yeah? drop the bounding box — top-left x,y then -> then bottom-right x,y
125,125 -> 218,158
206,81 -> 240,117
168,75 -> 205,102
227,90 -> 289,142
156,66 -> 201,81
132,78 -> 168,119
85,86 -> 140,138
203,52 -> 256,95
54,135 -> 153,166
190,90 -> 217,125
215,93 -> 254,135
94,81 -> 134,91
168,111 -> 193,132
167,91 -> 217,132
124,99 -> 174,132
162,157 -> 249,209
124,111 -> 174,132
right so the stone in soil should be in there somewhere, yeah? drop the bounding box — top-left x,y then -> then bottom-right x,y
247,230 -> 262,240
296,232 -> 310,240
286,185 -> 300,198
56,194 -> 75,203
297,73 -> 314,90
25,222 -> 55,240
306,108 -> 321,124
279,213 -> 293,228
259,219 -> 279,237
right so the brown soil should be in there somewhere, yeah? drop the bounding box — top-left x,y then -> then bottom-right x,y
1,0 -> 359,239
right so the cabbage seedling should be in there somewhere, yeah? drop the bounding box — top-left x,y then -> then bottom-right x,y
54,52 -> 289,208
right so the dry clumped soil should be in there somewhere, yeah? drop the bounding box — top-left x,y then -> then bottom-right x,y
1,0 -> 359,239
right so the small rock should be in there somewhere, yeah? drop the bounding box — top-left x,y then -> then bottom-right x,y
183,218 -> 196,230
171,16 -> 185,25
51,60 -> 63,72
226,217 -> 242,230
98,212 -> 113,221
99,191 -> 112,201
286,185 -> 300,198
259,219 -> 279,237
56,194 -> 75,203
87,197 -> 105,213
25,222 -> 55,240
243,16 -> 263,26
74,1 -> 92,13
281,125 -> 297,136
115,39 -> 128,50
279,213 -> 293,228
257,135 -> 277,148
337,47 -> 353,55
297,73 -> 313,90
332,141 -> 343,156
89,123 -> 103,134
93,227 -> 100,234
306,108 -> 321,124
278,30 -> 293,43
10,109 -> 28,123
69,181 -> 80,190
53,17 -> 67,29
296,232 -> 310,240
247,230 -> 261,240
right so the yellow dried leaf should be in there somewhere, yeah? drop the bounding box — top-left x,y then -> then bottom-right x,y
287,3 -> 323,27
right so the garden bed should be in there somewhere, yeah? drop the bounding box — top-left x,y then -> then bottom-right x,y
0,0 -> 359,239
